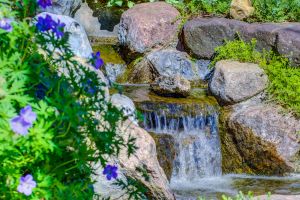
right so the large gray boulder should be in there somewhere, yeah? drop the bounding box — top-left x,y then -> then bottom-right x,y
220,99 -> 300,175
145,49 -> 211,84
36,12 -> 93,59
151,75 -> 191,97
183,17 -> 300,66
118,2 -> 180,54
209,60 -> 268,105
147,49 -> 199,81
118,49 -> 212,85
110,94 -> 137,124
93,120 -> 175,200
40,0 -> 81,16
183,18 -> 246,59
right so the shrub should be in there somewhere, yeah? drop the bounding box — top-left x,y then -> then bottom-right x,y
167,0 -> 231,17
251,0 -> 300,22
0,0 -> 147,199
211,39 -> 300,118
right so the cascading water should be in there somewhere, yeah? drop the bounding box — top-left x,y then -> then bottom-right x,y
117,86 -> 300,199
140,102 -> 222,182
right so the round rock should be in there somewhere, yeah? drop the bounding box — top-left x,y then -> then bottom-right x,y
209,60 -> 268,105
118,2 -> 180,54
151,75 -> 191,97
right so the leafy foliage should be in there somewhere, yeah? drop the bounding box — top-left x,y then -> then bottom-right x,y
211,38 -> 300,118
167,0 -> 231,18
0,0 -> 148,199
251,0 -> 300,22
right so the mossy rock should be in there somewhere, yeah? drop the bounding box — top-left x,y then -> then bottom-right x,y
92,45 -> 125,64
219,107 -> 254,174
116,57 -> 156,84
219,107 -> 293,175
149,132 -> 176,181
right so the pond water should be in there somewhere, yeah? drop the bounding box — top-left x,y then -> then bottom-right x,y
172,174 -> 300,200
112,85 -> 300,200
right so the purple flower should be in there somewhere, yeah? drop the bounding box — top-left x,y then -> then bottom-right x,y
37,0 -> 52,9
17,174 -> 37,196
20,106 -> 37,124
52,20 -> 65,38
36,15 -> 65,39
0,18 -> 13,32
90,52 -> 104,70
103,165 -> 118,180
36,14 -> 55,32
10,105 -> 37,135
10,116 -> 32,135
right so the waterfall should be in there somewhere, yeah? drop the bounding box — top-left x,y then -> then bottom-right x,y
140,102 -> 222,182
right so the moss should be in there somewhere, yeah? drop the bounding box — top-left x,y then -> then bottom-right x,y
114,85 -> 218,105
110,85 -> 219,119
115,57 -> 155,84
219,107 -> 292,175
115,59 -> 136,83
89,36 -> 119,46
92,45 -> 125,64
189,88 -> 207,99
219,108 -> 254,174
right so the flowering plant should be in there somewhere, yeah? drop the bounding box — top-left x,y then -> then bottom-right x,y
0,0 -> 148,199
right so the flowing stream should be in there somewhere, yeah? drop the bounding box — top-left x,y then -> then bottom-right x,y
142,102 -> 222,180
112,85 -> 300,200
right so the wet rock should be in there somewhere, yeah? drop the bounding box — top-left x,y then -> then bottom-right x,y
183,17 -> 300,65
40,0 -> 81,16
36,12 -> 93,59
151,75 -> 191,98
111,94 -> 137,124
118,49 -> 211,85
230,0 -> 254,20
149,133 -> 176,181
209,60 -> 268,105
116,58 -> 157,84
220,100 -> 300,175
119,2 -> 180,54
